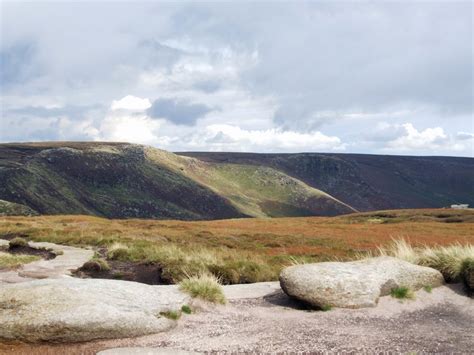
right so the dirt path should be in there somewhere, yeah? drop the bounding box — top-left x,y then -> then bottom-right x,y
0,239 -> 94,284
2,282 -> 472,354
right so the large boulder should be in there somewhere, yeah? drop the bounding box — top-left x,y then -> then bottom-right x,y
280,256 -> 444,308
0,278 -> 190,342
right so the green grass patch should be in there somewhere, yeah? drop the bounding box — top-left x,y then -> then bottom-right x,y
179,273 -> 226,304
159,310 -> 181,320
390,286 -> 414,299
181,305 -> 192,314
423,285 -> 433,293
0,252 -> 40,269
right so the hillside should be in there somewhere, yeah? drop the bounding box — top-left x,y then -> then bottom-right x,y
0,142 -> 353,219
180,152 -> 474,211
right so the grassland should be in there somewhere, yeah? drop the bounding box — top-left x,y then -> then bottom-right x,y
0,252 -> 40,270
0,209 -> 472,283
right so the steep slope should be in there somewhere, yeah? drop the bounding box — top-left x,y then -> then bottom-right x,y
146,150 -> 355,217
0,142 -> 243,220
0,142 -> 354,219
179,152 -> 474,211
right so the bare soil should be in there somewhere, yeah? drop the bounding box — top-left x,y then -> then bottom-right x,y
74,260 -> 166,285
4,245 -> 56,260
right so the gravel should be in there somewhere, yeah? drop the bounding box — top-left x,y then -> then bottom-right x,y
1,283 -> 472,354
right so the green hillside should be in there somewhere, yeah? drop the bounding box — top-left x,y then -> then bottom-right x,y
0,142 -> 354,219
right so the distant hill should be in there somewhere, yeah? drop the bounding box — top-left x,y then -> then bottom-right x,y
179,152 -> 474,212
0,142 -> 353,219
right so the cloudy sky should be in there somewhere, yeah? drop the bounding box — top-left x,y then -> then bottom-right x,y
1,1 -> 472,156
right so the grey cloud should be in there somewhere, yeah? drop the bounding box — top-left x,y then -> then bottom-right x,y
7,104 -> 102,120
0,42 -> 38,87
1,2 -> 472,156
147,99 -> 212,125
193,80 -> 222,93
456,132 -> 474,141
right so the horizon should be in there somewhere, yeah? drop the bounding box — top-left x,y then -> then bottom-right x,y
2,139 -> 474,159
1,2 -> 473,157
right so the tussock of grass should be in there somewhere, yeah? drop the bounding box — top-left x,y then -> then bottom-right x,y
159,310 -> 181,320
9,237 -> 29,248
105,242 -> 279,284
0,251 -> 39,269
461,258 -> 474,289
80,258 -> 110,272
390,286 -> 414,299
106,242 -> 130,260
379,239 -> 474,281
179,273 -> 226,304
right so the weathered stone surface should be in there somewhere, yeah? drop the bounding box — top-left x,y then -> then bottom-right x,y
223,281 -> 280,300
280,256 -> 444,308
98,348 -> 197,355
0,239 -> 94,284
0,278 -> 190,342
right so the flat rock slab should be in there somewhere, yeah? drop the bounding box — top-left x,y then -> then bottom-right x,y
0,278 -> 190,343
0,239 -> 94,283
98,348 -> 197,355
280,256 -> 444,308
223,281 -> 280,299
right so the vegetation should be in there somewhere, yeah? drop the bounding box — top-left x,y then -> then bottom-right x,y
379,239 -> 474,281
179,273 -> 226,304
181,305 -> 192,314
80,258 -> 110,272
0,252 -> 39,270
159,310 -> 181,320
423,285 -> 433,293
0,210 -> 472,284
0,199 -> 38,217
390,286 -> 415,299
9,237 -> 29,248
460,258 -> 474,289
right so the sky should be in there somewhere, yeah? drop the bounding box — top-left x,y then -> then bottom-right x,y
0,1 -> 472,156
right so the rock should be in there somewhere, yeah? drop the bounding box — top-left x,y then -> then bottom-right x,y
0,278 -> 190,342
98,348 -> 197,355
0,239 -> 94,283
223,281 -> 281,300
280,256 -> 444,308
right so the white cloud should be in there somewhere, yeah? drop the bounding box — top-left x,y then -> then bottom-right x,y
382,123 -> 472,154
387,123 -> 447,150
183,124 -> 345,152
110,95 -> 151,111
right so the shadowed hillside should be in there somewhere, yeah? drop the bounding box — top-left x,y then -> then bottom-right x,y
179,152 -> 474,211
0,142 -> 353,219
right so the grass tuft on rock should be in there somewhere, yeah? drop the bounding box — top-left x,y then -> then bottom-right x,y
0,252 -> 39,270
181,305 -> 192,314
179,273 -> 226,304
390,286 -> 414,299
159,310 -> 181,320
9,237 -> 29,249
379,239 -> 474,282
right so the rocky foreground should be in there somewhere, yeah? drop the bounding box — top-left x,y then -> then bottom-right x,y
0,240 -> 472,353
1,283 -> 473,354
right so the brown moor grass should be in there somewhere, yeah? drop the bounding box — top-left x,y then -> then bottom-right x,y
0,209 -> 472,283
